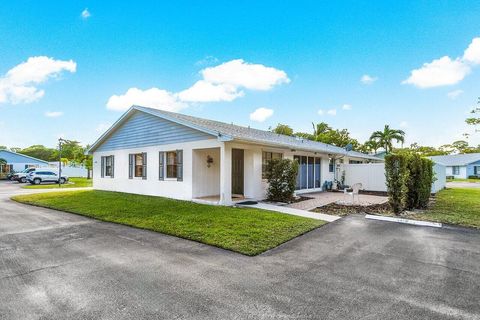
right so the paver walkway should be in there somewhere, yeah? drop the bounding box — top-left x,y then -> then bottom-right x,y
238,202 -> 340,222
288,191 -> 388,211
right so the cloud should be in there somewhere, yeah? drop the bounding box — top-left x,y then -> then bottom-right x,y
107,59 -> 289,111
403,37 -> 480,88
463,37 -> 480,64
447,89 -> 464,99
177,80 -> 243,102
360,74 -> 377,85
249,107 -> 273,122
44,111 -> 63,118
202,59 -> 290,91
402,56 -> 470,88
317,109 -> 324,115
0,56 -> 76,105
106,87 -> 186,112
327,109 -> 337,116
195,55 -> 219,66
342,104 -> 352,110
399,121 -> 408,128
81,8 -> 91,19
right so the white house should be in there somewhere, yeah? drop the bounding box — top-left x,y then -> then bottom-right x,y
430,153 -> 480,179
0,149 -> 49,173
88,105 -> 381,205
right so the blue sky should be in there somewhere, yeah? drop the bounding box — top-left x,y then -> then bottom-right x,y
1,1 -> 480,149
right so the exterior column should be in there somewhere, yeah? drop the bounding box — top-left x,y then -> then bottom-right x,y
219,142 -> 232,205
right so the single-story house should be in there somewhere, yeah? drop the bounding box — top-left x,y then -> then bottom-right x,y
429,153 -> 480,179
87,105 -> 382,205
0,149 -> 49,173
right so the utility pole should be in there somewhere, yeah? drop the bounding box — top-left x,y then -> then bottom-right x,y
58,138 -> 66,188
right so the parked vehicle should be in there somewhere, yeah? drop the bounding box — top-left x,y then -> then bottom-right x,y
6,171 -> 17,181
27,169 -> 69,185
12,168 -> 37,183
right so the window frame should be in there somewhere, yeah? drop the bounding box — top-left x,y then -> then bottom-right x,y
134,153 -> 144,178
262,151 -> 283,179
166,151 -> 178,179
104,155 -> 113,177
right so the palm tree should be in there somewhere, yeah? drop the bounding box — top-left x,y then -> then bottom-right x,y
370,125 -> 405,154
363,139 -> 382,154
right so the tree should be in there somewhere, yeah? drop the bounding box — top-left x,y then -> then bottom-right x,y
0,146 -> 6,150
310,122 -> 360,149
270,124 -> 294,136
370,125 -> 405,154
9,147 -> 22,153
0,158 -> 6,165
362,139 -> 382,154
465,97 -> 480,130
19,145 -> 57,161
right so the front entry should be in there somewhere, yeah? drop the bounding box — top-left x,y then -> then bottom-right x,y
231,149 -> 244,195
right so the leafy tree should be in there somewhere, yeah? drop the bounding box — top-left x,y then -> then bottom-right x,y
9,147 -> 22,153
19,145 -> 57,161
0,146 -> 6,150
310,122 -> 360,149
270,124 -> 294,136
370,125 -> 405,154
465,97 -> 480,129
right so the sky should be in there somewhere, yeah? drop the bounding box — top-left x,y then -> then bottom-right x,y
1,1 -> 480,149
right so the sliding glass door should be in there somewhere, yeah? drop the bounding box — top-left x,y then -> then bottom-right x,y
294,156 -> 321,190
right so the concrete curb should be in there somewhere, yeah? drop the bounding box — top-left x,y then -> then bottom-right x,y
365,214 -> 442,228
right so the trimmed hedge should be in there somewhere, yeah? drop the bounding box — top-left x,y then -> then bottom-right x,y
265,158 -> 299,202
385,153 -> 434,214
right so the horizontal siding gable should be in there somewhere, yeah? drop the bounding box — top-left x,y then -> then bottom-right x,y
96,111 -> 215,152
0,150 -> 47,164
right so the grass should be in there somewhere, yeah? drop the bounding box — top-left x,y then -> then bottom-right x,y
11,190 -> 325,255
407,188 -> 480,228
446,178 -> 480,183
22,177 -> 92,189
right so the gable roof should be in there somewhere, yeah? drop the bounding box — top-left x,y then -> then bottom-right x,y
429,153 -> 480,166
0,149 -> 49,164
88,105 -> 381,161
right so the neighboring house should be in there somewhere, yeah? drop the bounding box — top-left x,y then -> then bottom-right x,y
0,149 -> 49,173
429,153 -> 480,179
88,105 -> 381,205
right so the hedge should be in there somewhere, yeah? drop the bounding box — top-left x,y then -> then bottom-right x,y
265,158 -> 299,202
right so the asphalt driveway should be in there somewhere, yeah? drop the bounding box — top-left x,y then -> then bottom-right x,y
0,181 -> 479,320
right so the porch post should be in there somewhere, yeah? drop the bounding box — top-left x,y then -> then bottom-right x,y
220,142 -> 232,205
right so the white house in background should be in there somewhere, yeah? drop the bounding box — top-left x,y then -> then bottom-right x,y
0,149 -> 49,173
429,153 -> 480,179
87,105 -> 381,205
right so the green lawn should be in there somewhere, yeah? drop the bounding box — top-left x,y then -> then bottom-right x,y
22,177 -> 92,189
446,178 -> 480,183
11,190 -> 325,255
407,188 -> 480,228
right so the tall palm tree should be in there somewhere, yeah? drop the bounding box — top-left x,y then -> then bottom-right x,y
370,125 -> 405,154
363,139 -> 382,154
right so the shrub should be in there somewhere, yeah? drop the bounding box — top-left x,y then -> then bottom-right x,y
265,158 -> 299,202
385,154 -> 409,214
406,155 -> 434,209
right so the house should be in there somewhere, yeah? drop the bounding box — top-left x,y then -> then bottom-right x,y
429,153 -> 480,179
0,149 -> 49,174
87,105 -> 382,205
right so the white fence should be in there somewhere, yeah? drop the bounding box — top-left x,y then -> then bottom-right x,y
47,163 -> 89,177
340,162 -> 446,193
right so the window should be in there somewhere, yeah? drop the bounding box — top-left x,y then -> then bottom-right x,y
135,154 -> 144,177
329,158 -> 335,173
452,166 -> 460,175
349,160 -> 363,164
262,151 -> 283,178
166,151 -> 178,178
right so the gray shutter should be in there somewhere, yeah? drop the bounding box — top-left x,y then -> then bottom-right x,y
111,155 -> 115,178
142,152 -> 147,180
101,156 -> 105,178
128,154 -> 133,179
159,151 -> 164,181
176,149 -> 183,181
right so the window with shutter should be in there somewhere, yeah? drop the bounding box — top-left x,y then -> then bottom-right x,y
176,149 -> 183,181
159,152 -> 165,180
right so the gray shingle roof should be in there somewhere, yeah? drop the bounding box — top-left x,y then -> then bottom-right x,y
134,106 -> 381,161
429,153 -> 480,166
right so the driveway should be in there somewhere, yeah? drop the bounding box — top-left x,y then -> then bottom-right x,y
447,181 -> 480,188
0,181 -> 479,320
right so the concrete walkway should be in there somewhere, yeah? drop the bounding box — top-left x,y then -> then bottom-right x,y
447,181 -> 480,188
288,191 -> 388,211
238,202 -> 340,222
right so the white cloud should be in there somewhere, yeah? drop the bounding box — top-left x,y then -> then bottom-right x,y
403,37 -> 480,88
463,37 -> 480,65
399,121 -> 408,128
342,104 -> 352,110
177,80 -> 243,102
317,109 -> 324,115
402,56 -> 470,88
249,107 -> 273,122
327,109 -> 337,116
44,111 -> 63,118
107,59 -> 290,110
106,87 -> 186,112
0,56 -> 76,105
81,8 -> 91,19
201,59 -> 290,91
447,89 -> 464,99
360,74 -> 377,85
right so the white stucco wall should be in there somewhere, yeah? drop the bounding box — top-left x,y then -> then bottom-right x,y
192,148 -> 220,198
445,165 -> 467,179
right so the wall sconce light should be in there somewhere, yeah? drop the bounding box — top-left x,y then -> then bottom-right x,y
206,155 -> 214,168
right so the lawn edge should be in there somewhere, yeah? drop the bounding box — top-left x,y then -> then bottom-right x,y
10,195 -> 325,257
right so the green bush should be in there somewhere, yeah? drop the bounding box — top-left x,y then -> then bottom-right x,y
265,158 -> 299,202
406,155 -> 434,209
385,154 -> 409,214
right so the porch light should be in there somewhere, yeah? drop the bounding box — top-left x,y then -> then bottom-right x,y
206,155 -> 214,168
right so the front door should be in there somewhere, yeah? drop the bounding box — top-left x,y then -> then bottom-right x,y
231,149 -> 244,195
